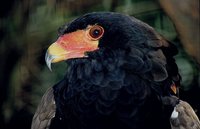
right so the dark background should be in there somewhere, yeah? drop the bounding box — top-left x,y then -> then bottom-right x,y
0,0 -> 199,129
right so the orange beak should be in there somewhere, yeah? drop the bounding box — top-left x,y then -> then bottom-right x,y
170,83 -> 178,95
45,29 -> 99,70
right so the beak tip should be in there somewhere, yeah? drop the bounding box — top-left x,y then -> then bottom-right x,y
47,62 -> 52,71
45,52 -> 53,71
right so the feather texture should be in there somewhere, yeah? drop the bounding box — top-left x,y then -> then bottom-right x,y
31,88 -> 56,129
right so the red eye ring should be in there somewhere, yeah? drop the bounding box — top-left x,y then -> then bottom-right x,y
88,25 -> 104,40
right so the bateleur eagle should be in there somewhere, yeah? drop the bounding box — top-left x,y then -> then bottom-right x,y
31,12 -> 182,129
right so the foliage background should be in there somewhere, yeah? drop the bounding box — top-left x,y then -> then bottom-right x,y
0,0 -> 199,129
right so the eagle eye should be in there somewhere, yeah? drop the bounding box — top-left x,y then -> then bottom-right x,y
88,25 -> 104,40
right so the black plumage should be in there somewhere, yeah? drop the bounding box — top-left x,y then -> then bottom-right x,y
32,12 -> 181,129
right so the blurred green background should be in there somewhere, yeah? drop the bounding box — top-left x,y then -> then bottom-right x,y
0,0 -> 199,129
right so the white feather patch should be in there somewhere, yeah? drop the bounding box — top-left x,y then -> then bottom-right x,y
171,107 -> 179,119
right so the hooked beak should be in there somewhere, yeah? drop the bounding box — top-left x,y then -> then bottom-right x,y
45,43 -> 67,71
45,29 -> 99,70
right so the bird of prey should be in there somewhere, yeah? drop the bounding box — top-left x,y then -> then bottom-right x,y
31,12 -> 182,129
